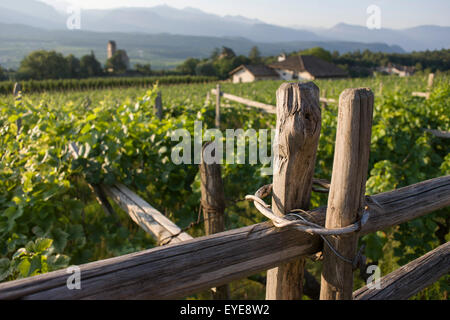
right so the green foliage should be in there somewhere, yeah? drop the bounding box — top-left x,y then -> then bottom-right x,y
298,47 -> 333,62
195,62 -> 216,77
0,76 -> 217,95
0,237 -> 70,281
106,50 -> 129,74
15,50 -> 105,80
0,66 -> 6,81
80,51 -> 103,78
18,50 -> 70,80
176,58 -> 200,75
249,46 -> 262,64
66,54 -> 81,79
334,48 -> 450,77
0,74 -> 448,300
135,63 -> 152,76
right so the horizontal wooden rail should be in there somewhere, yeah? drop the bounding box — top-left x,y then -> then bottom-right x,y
320,97 -> 336,104
354,241 -> 450,300
211,89 -> 276,114
103,184 -> 193,245
212,89 -> 336,115
69,143 -> 191,245
412,91 -> 431,99
0,175 -> 448,300
425,129 -> 450,139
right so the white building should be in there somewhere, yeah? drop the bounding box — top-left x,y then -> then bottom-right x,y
269,55 -> 348,81
229,65 -> 280,84
377,64 -> 415,77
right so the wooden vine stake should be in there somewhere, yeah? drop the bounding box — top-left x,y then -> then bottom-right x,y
320,88 -> 374,300
200,142 -> 229,300
13,83 -> 22,133
215,84 -> 221,128
266,82 -> 321,300
154,91 -> 163,120
427,73 -> 435,90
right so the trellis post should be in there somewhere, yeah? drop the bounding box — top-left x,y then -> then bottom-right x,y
266,82 -> 321,300
320,88 -> 374,300
154,91 -> 163,120
200,142 -> 229,299
215,84 -> 221,128
427,73 -> 435,90
13,83 -> 22,132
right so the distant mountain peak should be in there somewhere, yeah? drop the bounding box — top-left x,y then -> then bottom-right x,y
182,6 -> 205,13
1,0 -> 448,52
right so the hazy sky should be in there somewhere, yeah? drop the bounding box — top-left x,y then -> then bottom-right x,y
41,0 -> 450,29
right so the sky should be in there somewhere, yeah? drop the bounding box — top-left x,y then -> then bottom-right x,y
40,0 -> 450,29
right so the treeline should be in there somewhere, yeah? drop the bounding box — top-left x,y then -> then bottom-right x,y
333,49 -> 450,77
176,46 -> 262,79
0,49 -> 158,81
0,76 -> 217,95
177,46 -> 450,79
2,47 -> 449,82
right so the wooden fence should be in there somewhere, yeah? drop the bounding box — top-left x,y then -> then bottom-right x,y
0,82 -> 449,300
412,73 -> 435,99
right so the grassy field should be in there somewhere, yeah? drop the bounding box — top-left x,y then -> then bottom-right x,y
0,74 -> 448,299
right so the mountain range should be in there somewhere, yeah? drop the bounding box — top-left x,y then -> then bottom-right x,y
0,0 -> 448,69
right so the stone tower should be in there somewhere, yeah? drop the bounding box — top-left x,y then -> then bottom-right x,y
107,41 -> 117,60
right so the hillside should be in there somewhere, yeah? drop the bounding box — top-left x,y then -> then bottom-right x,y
0,23 -> 404,70
0,1 -> 448,52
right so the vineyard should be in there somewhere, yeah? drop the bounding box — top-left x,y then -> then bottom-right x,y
0,75 -> 217,95
0,74 -> 449,299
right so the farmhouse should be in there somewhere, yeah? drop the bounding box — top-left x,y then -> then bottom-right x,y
229,64 -> 280,83
377,64 -> 415,77
229,55 -> 348,83
269,55 -> 348,80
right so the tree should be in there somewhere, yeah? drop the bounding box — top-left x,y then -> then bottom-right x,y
106,50 -> 128,74
298,47 -> 333,62
213,55 -> 250,79
176,58 -> 200,75
66,54 -> 81,78
18,50 -> 70,80
135,63 -> 152,75
80,51 -> 103,78
210,48 -> 220,60
218,47 -> 236,60
249,46 -> 262,64
0,65 -> 5,81
195,62 -> 216,76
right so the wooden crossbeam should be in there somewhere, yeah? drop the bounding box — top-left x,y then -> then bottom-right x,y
0,175 -> 448,300
211,89 -> 335,115
354,241 -> 450,300
104,184 -> 193,245
412,91 -> 431,99
69,143 -> 191,245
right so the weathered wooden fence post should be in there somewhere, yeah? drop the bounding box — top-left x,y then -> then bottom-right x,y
200,142 -> 229,300
321,89 -> 328,109
427,73 -> 435,90
13,83 -> 21,99
320,88 -> 374,300
154,91 -> 163,120
215,84 -> 221,128
266,82 -> 321,300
